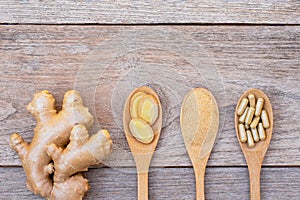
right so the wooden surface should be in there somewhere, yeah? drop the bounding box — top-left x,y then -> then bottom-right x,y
0,1 -> 299,24
1,167 -> 300,199
0,2 -> 299,199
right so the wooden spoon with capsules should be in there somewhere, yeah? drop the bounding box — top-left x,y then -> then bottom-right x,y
235,88 -> 273,200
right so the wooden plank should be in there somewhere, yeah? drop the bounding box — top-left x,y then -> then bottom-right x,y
0,25 -> 299,167
0,167 -> 299,199
0,1 -> 299,24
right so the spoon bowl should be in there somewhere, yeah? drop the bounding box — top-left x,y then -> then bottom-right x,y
180,88 -> 219,200
235,88 -> 273,200
123,86 -> 162,200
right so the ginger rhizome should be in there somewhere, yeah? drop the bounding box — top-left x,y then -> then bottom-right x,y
10,90 -> 112,200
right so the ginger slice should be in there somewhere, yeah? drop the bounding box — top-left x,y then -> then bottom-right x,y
129,92 -> 146,119
129,118 -> 154,144
138,95 -> 159,125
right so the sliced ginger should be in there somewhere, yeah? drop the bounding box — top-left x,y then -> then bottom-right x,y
138,95 -> 159,125
129,118 -> 154,144
128,90 -> 159,144
9,90 -> 112,200
130,92 -> 146,118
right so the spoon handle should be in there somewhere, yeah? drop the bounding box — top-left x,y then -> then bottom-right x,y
137,172 -> 149,200
248,164 -> 261,200
194,163 -> 206,200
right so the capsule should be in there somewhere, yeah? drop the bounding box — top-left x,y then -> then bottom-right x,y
237,98 -> 248,116
261,110 -> 270,128
255,98 -> 264,117
238,124 -> 247,143
239,107 -> 249,123
250,116 -> 260,129
245,107 -> 255,125
251,127 -> 259,142
246,130 -> 255,148
245,123 -> 249,130
248,94 -> 256,108
258,122 -> 266,141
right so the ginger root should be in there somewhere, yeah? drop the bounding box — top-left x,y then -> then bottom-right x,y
10,90 -> 112,200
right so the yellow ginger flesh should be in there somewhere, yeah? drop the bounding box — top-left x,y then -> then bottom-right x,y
129,118 -> 154,144
138,95 -> 159,125
129,92 -> 146,119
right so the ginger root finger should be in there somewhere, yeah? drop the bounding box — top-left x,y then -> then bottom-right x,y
47,124 -> 112,182
10,133 -> 29,161
51,174 -> 89,200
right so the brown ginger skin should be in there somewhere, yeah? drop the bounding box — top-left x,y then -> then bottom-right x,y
48,125 -> 112,200
10,90 -> 112,200
47,124 -> 112,183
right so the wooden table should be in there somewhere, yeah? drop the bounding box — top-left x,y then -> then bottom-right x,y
0,1 -> 299,199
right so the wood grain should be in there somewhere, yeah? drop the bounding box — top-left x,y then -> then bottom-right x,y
0,166 -> 299,200
0,25 -> 299,167
1,0 -> 299,198
0,1 -> 299,24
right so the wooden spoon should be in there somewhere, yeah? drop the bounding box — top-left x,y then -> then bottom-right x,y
235,88 -> 273,200
123,86 -> 162,200
180,88 -> 219,200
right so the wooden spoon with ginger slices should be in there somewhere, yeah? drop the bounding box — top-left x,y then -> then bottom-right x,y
180,88 -> 219,200
235,88 -> 273,200
123,86 -> 162,200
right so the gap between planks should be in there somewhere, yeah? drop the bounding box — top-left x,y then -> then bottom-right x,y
0,23 -> 299,26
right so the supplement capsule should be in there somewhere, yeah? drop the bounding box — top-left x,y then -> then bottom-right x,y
248,94 -> 256,108
246,130 -> 255,148
258,122 -> 266,141
238,124 -> 247,143
239,107 -> 249,123
251,127 -> 259,142
237,98 -> 248,116
255,98 -> 264,117
250,116 -> 260,129
245,124 -> 249,129
245,107 -> 255,125
261,110 -> 270,128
